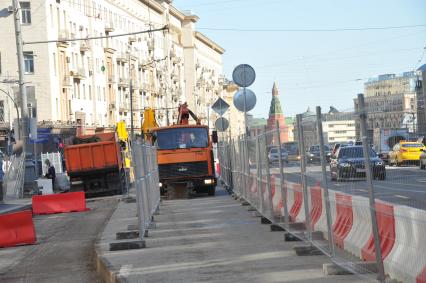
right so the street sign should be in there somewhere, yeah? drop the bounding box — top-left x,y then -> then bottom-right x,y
232,64 -> 256,87
215,117 -> 229,132
30,128 -> 51,144
233,88 -> 257,112
211,97 -> 230,116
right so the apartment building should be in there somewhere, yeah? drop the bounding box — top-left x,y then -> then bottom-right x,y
0,0 -> 224,137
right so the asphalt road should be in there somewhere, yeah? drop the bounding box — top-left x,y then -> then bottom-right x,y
266,162 -> 426,209
0,196 -> 118,283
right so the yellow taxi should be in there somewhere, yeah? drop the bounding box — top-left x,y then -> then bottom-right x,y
389,141 -> 426,166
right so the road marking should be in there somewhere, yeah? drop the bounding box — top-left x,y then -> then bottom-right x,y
417,179 -> 426,183
119,264 -> 133,276
394,195 -> 410,199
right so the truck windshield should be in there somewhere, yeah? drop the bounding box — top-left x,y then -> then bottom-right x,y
155,128 -> 208,149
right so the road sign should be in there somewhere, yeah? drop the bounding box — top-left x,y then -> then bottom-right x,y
233,88 -> 256,112
211,97 -> 230,116
232,64 -> 256,87
215,117 -> 229,132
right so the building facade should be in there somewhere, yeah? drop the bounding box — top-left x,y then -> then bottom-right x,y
0,0 -> 224,138
355,72 -> 418,140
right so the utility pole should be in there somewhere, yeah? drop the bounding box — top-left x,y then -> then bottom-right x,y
12,0 -> 29,152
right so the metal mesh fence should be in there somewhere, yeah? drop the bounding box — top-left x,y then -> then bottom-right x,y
216,94 -> 426,283
131,140 -> 161,240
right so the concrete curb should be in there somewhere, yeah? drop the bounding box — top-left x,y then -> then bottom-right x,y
93,198 -> 121,283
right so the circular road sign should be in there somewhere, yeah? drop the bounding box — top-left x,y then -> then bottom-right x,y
232,64 -> 256,87
233,88 -> 256,112
215,117 -> 229,132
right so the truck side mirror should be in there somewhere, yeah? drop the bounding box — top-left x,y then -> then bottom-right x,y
211,131 -> 218,143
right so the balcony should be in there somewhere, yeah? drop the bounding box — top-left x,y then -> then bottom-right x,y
57,29 -> 70,48
62,75 -> 72,87
105,22 -> 115,33
116,52 -> 128,63
70,68 -> 86,80
118,77 -> 129,88
80,41 -> 90,52
104,45 -> 116,54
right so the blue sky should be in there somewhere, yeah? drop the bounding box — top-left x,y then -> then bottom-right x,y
173,0 -> 426,118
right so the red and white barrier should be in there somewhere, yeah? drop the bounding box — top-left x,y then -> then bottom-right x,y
384,206 -> 426,283
332,193 -> 353,248
343,195 -> 372,258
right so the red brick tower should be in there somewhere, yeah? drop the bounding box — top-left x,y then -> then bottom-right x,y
267,82 -> 288,143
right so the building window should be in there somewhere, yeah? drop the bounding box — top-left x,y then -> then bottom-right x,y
20,2 -> 31,24
23,51 -> 34,74
0,52 -> 2,74
89,85 -> 92,100
83,84 -> 86,99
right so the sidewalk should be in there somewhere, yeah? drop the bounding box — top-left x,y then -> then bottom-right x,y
95,187 -> 365,283
0,198 -> 32,215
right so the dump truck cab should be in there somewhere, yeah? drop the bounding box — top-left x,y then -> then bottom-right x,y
152,124 -> 216,197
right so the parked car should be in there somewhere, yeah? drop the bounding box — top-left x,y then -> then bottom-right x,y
307,145 -> 331,163
388,141 -> 426,166
268,147 -> 289,164
330,146 -> 386,181
419,149 -> 426,170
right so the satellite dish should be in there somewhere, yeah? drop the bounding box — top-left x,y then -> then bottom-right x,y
215,117 -> 229,132
232,64 -> 256,87
233,89 -> 256,112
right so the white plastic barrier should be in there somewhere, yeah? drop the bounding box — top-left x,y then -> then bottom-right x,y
315,189 -> 337,240
384,206 -> 426,283
343,195 -> 372,258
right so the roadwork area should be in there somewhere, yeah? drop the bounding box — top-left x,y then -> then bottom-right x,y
0,197 -> 118,283
96,187 -> 364,283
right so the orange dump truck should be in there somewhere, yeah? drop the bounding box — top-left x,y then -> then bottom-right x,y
149,104 -> 217,198
64,132 -> 126,195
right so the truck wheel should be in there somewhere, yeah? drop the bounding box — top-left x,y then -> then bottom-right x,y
421,162 -> 426,170
207,185 -> 216,196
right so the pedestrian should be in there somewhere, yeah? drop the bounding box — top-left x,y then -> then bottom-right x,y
44,159 -> 56,191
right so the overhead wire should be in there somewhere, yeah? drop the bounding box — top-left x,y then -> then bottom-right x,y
198,24 -> 426,32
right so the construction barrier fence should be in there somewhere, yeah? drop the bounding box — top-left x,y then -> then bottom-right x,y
217,94 -> 426,283
131,140 -> 161,241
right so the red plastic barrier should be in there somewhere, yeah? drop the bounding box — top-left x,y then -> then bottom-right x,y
0,210 -> 36,248
332,193 -> 353,248
32,192 -> 88,215
361,202 -> 395,261
250,174 -> 257,193
289,184 -> 303,222
417,266 -> 426,283
309,183 -> 322,229
216,163 -> 221,176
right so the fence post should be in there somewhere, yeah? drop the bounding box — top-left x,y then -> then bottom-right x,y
315,106 -> 335,256
263,127 -> 274,221
296,114 -> 312,241
256,134 -> 263,213
357,93 -> 385,282
275,121 -> 289,227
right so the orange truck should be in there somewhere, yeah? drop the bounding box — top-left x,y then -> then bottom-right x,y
64,132 -> 126,196
149,104 -> 217,197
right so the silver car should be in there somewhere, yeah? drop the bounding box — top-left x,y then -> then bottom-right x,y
268,147 -> 289,164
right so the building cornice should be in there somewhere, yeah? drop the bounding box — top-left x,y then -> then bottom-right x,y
141,0 -> 165,14
169,5 -> 185,21
194,31 -> 225,55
